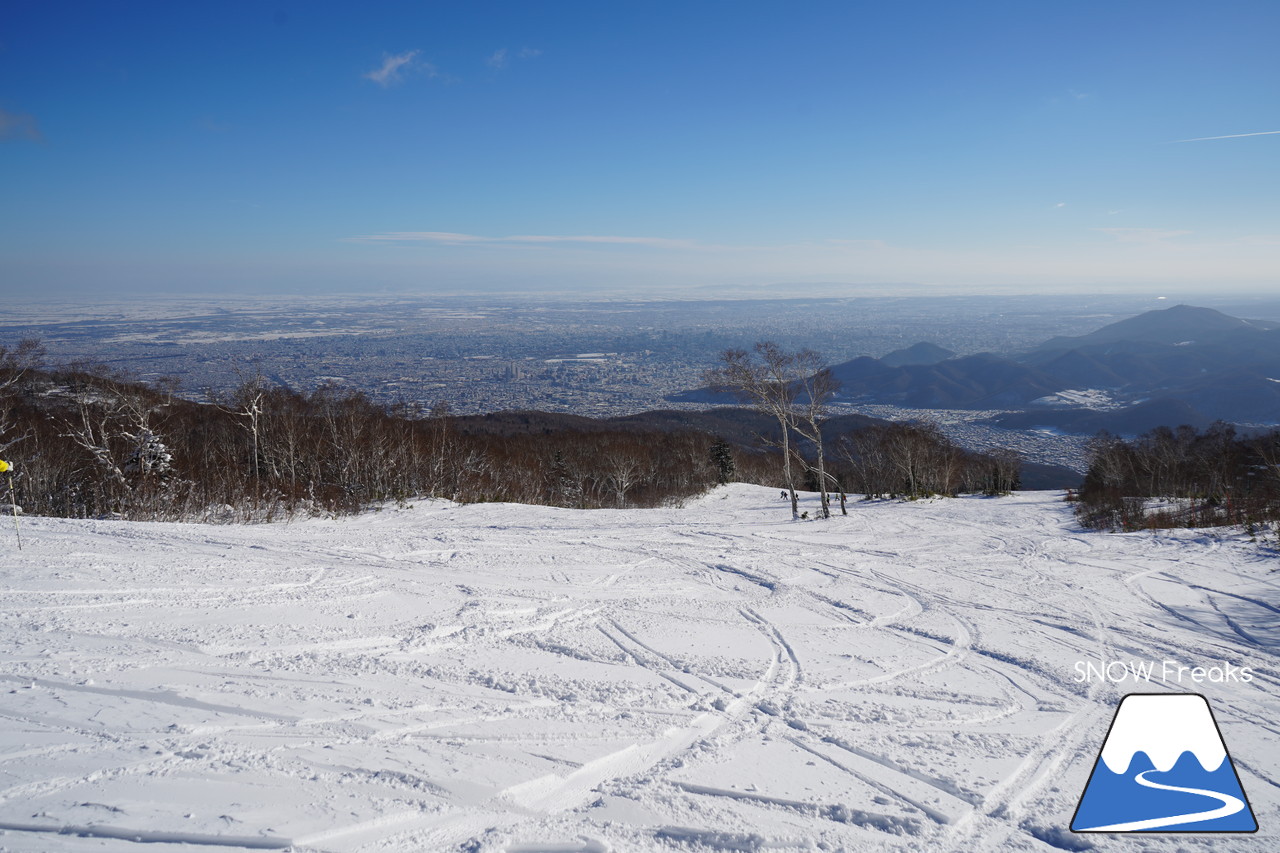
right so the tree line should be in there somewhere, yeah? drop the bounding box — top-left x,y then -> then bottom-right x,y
0,339 -> 1023,523
706,342 -> 1021,519
1075,423 -> 1280,531
0,341 -> 781,522
835,421 -> 1021,501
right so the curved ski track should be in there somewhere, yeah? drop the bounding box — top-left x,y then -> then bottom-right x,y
0,489 -> 1275,852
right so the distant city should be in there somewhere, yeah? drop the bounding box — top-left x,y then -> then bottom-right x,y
3,291 -> 1278,474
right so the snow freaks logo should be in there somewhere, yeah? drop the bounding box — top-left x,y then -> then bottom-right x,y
1071,693 -> 1258,833
1073,659 -> 1253,684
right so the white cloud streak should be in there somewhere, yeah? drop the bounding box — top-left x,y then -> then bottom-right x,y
1095,227 -> 1192,244
825,239 -> 890,250
487,47 -> 541,71
1171,130 -> 1280,143
364,50 -> 424,87
347,231 -> 705,249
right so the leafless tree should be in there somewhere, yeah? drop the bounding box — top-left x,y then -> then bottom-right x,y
706,343 -> 804,518
0,339 -> 46,390
603,443 -> 647,508
1084,432 -> 1133,491
982,447 -> 1022,495
426,401 -> 459,497
58,384 -> 178,518
0,339 -> 46,459
61,392 -> 130,492
789,349 -> 840,517
216,373 -> 268,481
1252,432 -> 1280,493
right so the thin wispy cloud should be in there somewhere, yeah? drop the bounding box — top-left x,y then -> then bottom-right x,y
826,239 -> 890,250
487,47 -> 541,71
1096,227 -> 1191,244
1232,234 -> 1280,246
347,231 -> 905,255
346,231 -> 707,249
0,108 -> 43,142
1171,130 -> 1280,143
510,234 -> 700,248
364,50 -> 426,87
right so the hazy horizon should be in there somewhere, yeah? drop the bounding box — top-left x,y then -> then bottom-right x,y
3,1 -> 1278,297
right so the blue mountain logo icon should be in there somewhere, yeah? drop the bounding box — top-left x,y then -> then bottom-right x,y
1072,693 -> 1257,833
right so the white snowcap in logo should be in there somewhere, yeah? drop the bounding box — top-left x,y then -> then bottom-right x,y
1100,694 -> 1227,774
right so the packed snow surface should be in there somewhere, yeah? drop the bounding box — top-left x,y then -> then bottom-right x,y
0,486 -> 1276,852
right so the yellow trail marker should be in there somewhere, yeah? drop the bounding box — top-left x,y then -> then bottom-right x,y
1,462 -> 20,550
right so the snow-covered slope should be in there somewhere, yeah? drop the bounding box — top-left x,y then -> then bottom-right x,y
0,487 -> 1275,852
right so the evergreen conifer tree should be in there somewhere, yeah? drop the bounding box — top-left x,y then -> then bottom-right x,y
709,438 -> 735,484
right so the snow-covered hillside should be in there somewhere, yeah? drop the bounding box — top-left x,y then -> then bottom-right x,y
0,487 -> 1275,852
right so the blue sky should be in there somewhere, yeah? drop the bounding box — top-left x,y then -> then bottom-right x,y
2,1 -> 1278,296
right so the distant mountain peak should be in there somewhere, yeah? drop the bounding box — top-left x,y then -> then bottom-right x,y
1034,304 -> 1276,352
880,341 -> 955,367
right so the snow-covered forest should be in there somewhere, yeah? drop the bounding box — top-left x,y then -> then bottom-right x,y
0,343 -> 1023,523
1076,425 -> 1280,532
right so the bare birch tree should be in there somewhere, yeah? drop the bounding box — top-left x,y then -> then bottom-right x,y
790,349 -> 840,517
706,343 -> 802,518
0,339 -> 46,461
215,373 -> 268,481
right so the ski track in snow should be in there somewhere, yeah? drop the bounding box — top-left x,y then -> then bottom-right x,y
0,486 -> 1276,852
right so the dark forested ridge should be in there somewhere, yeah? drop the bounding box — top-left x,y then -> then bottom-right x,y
0,343 -> 1040,522
449,408 -> 887,448
0,361 -> 761,521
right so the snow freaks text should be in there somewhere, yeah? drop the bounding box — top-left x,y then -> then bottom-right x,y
1074,659 -> 1254,685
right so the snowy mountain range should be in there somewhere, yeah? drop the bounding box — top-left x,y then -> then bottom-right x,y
674,304 -> 1280,429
